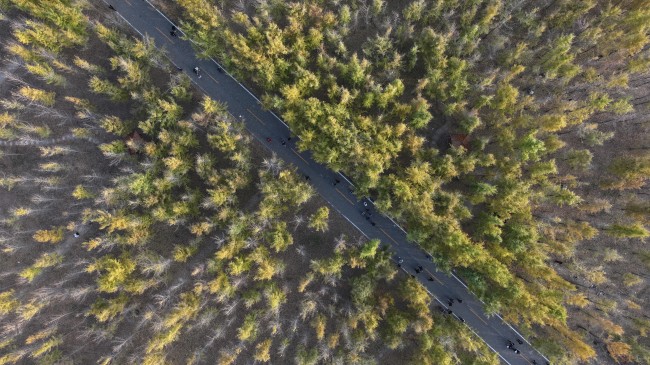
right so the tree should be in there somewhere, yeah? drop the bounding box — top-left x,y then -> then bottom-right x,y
0,290 -> 19,315
17,86 -> 55,106
308,206 -> 329,232
89,76 -> 128,101
604,223 -> 649,239
604,154 -> 650,190
577,123 -> 614,146
20,252 -> 62,282
381,309 -> 409,349
607,341 -> 633,363
72,185 -> 94,200
312,314 -> 327,341
33,227 -> 64,244
565,149 -> 593,170
268,221 -> 293,252
88,293 -> 129,322
359,239 -> 380,260
254,339 -> 272,362
237,313 -> 258,342
540,34 -> 581,80
86,253 -> 137,293
295,346 -> 318,365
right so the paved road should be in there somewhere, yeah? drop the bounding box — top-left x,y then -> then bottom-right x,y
101,1 -> 550,364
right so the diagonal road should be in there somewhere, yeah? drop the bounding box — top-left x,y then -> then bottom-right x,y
101,1 -> 550,364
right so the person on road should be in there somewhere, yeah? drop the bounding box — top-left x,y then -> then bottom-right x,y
170,25 -> 177,37
73,231 -> 80,238
428,276 -> 434,281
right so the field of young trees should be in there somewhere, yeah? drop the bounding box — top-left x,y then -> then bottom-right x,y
0,0 -> 506,364
152,0 -> 650,364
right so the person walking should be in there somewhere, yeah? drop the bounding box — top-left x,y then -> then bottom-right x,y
170,25 -> 177,37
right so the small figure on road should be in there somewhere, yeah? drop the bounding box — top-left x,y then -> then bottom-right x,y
456,298 -> 463,303
397,257 -> 404,264
458,316 -> 465,323
514,349 -> 520,354
414,267 -> 421,274
448,300 -> 453,307
73,231 -> 80,238
217,66 -> 224,73
176,66 -> 183,71
280,138 -> 286,146
425,253 -> 432,260
305,175 -> 310,181
447,309 -> 452,314
417,265 -> 423,271
410,274 -> 415,278
428,276 -> 434,281
370,221 -> 376,226
170,25 -> 177,37
108,4 -> 116,10
193,66 -> 202,78
531,361 -> 537,365
516,339 -> 523,345
287,136 -> 292,141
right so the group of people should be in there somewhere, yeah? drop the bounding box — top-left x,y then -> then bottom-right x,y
506,339 -> 524,354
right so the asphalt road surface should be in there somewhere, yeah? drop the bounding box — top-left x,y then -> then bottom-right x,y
101,1 -> 551,364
